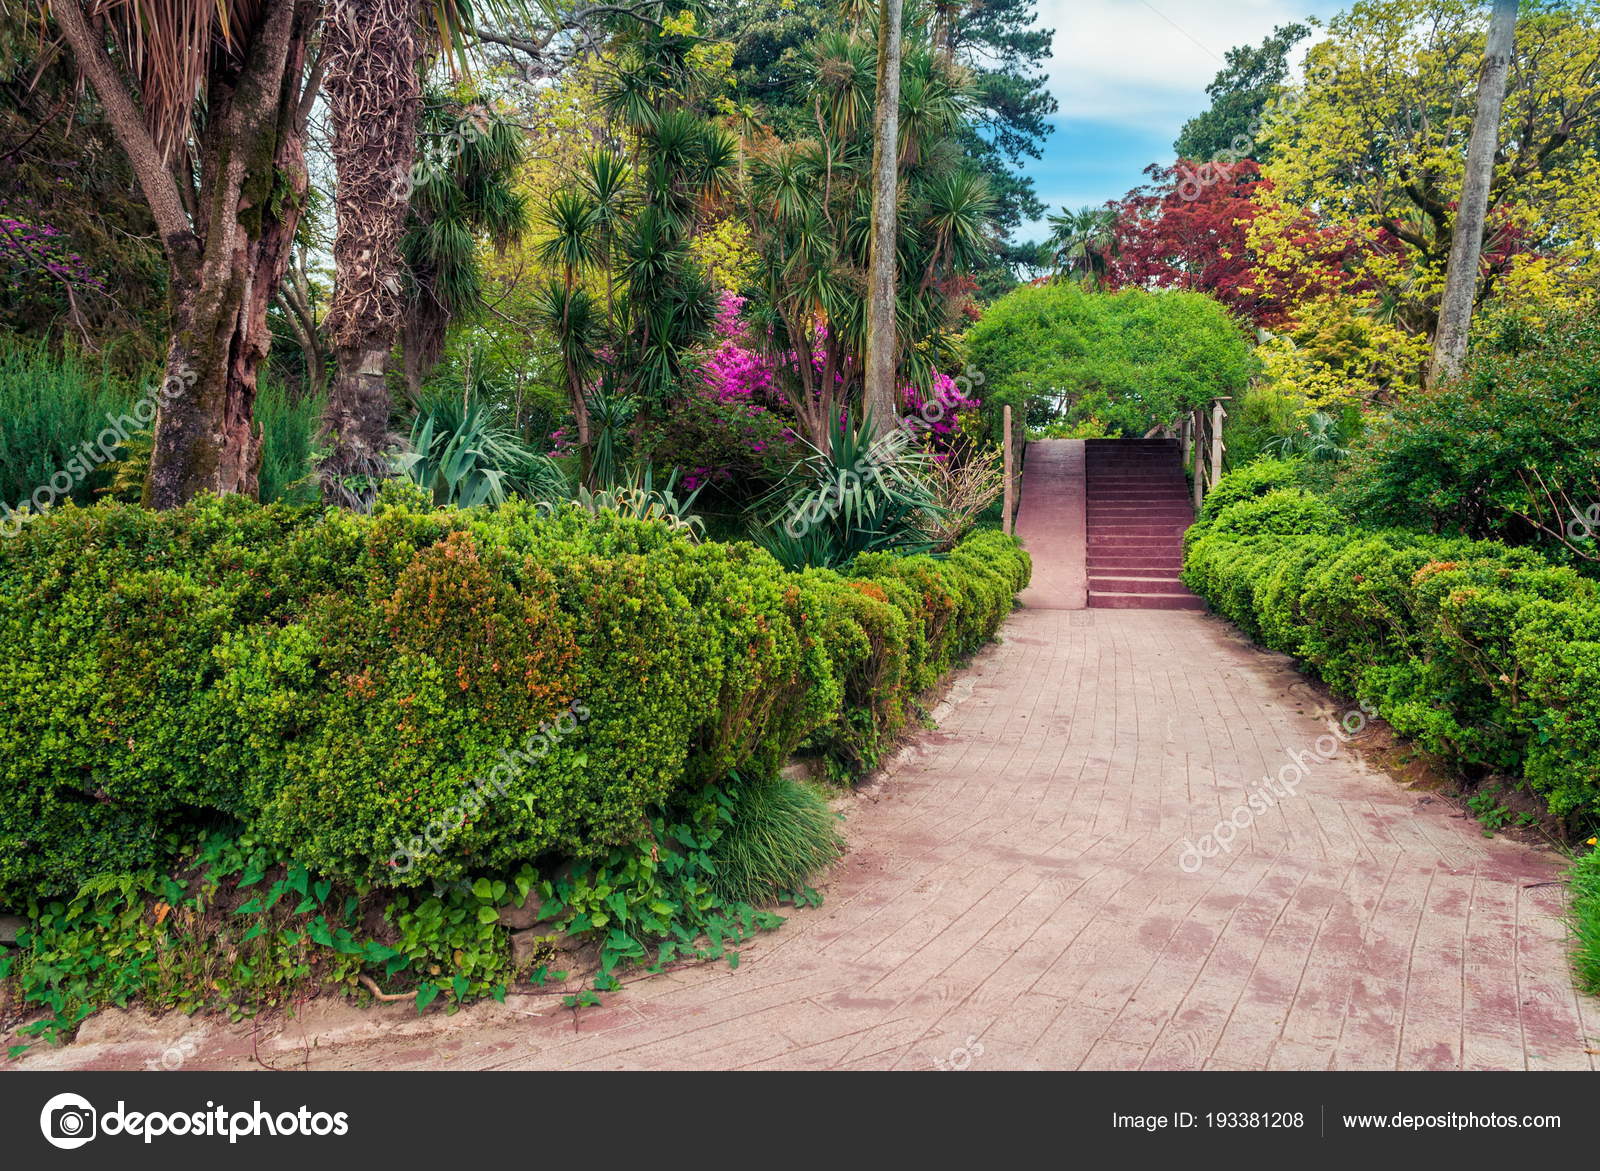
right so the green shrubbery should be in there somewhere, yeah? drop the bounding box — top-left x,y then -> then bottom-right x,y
964,282 -> 1255,440
1334,310 -> 1600,560
0,492 -> 1029,904
1185,465 -> 1600,827
0,344 -> 137,510
1204,488 -> 1345,540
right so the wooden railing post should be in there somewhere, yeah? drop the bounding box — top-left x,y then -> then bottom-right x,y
1002,404 -> 1014,536
1191,407 -> 1204,511
1210,399 -> 1226,499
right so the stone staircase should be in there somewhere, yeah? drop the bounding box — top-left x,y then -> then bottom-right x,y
1084,438 -> 1204,611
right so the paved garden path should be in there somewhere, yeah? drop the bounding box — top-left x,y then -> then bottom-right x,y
31,443 -> 1598,1071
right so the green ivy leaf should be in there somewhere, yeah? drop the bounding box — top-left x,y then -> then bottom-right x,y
415,983 -> 439,1012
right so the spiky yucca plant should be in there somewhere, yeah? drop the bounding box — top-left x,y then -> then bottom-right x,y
756,412 -> 945,570
395,395 -> 569,508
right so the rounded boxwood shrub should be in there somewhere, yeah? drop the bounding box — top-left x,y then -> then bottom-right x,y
1195,456 -> 1304,527
0,494 -> 1030,902
1206,488 -> 1344,539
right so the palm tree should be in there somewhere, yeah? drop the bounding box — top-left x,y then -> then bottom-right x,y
864,0 -> 907,436
318,0 -> 543,508
48,0 -> 320,507
744,23 -> 993,448
534,187 -> 602,448
580,148 -> 633,326
400,86 -> 529,401
1046,205 -> 1118,287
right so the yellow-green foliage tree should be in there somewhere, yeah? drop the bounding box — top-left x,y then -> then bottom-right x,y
1248,0 -> 1600,401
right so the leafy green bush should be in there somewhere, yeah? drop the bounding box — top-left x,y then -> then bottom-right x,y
0,494 -> 1029,903
255,378 -> 321,505
964,282 -> 1255,440
706,773 -> 843,904
1195,456 -> 1302,526
0,343 -> 137,514
1335,308 -> 1600,559
1205,488 -> 1344,539
1185,462 -> 1600,825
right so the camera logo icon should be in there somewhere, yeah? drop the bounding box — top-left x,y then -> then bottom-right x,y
40,1092 -> 97,1150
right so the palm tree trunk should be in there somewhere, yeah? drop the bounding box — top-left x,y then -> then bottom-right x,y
53,0 -> 314,508
863,0 -> 905,438
1428,0 -> 1518,390
319,0 -> 423,507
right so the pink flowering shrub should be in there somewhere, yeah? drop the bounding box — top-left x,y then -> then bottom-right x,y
634,291 -> 987,494
900,371 -> 982,450
0,201 -> 102,299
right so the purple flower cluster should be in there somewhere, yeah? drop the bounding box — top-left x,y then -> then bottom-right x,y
0,201 -> 104,292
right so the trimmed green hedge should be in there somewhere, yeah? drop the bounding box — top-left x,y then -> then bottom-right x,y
1184,465 -> 1600,828
0,493 -> 1029,902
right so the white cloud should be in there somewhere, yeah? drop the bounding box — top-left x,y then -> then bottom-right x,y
1036,0 -> 1332,125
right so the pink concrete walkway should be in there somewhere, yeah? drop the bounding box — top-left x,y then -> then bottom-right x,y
1016,438 -> 1087,610
35,610 -> 1595,1071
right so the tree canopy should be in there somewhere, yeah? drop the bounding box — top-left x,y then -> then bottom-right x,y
964,283 -> 1255,436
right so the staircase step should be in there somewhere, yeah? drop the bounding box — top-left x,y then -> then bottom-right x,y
1087,558 -> 1185,572
1088,591 -> 1206,610
1087,507 -> 1194,518
1088,575 -> 1186,594
1088,534 -> 1187,546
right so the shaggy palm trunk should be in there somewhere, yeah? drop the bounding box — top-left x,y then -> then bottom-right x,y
54,0 -> 313,508
1428,0 -> 1518,390
864,0 -> 905,438
320,0 -> 423,506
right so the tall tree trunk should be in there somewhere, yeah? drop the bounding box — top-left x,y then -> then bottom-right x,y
1428,0 -> 1518,390
320,0 -> 423,507
863,0 -> 905,438
53,0 -> 314,508
277,249 -> 330,401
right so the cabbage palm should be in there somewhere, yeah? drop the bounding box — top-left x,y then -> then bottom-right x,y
1047,205 -> 1117,286
319,0 -> 548,509
746,25 -> 995,447
48,0 -> 320,507
401,86 -> 529,400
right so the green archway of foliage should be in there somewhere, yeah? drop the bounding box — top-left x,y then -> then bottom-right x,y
965,282 -> 1255,438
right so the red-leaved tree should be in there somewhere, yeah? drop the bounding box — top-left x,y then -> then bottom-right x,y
1108,161 -> 1362,331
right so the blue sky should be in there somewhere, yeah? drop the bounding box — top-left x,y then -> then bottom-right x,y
1019,0 -> 1349,240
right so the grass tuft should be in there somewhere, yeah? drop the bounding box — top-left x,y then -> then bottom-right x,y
710,773 -> 844,905
1572,845 -> 1600,996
